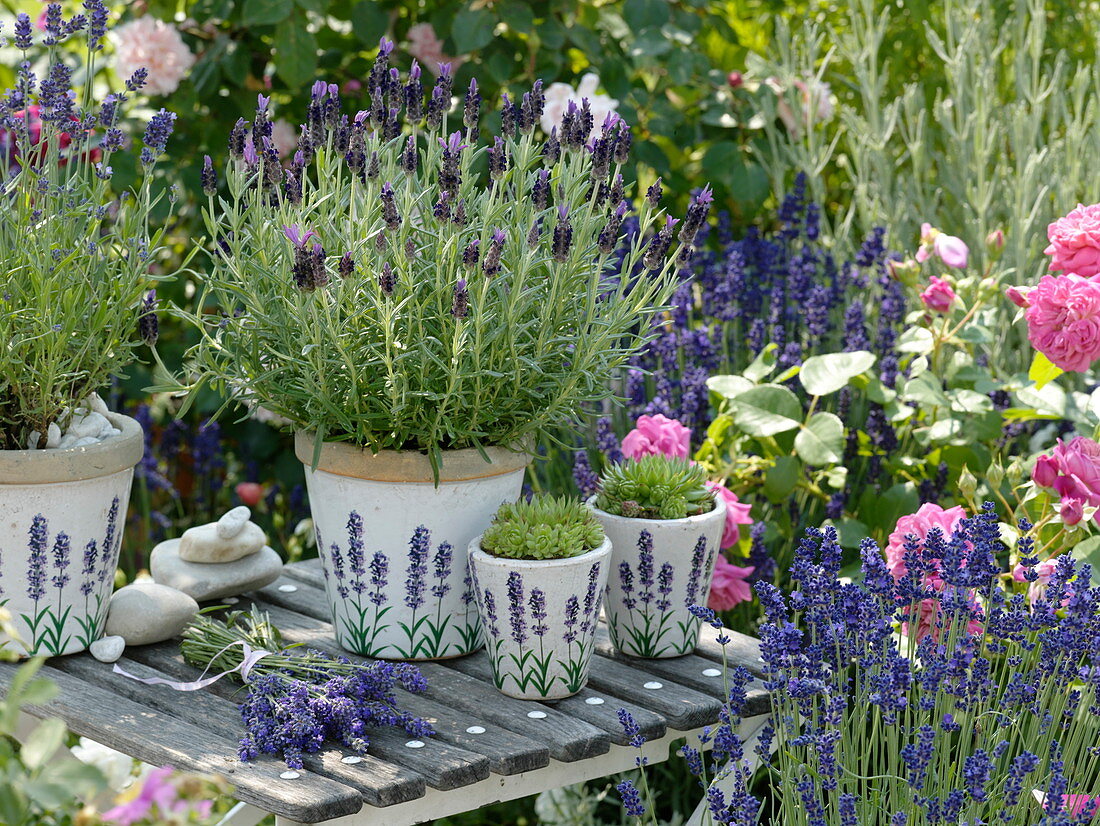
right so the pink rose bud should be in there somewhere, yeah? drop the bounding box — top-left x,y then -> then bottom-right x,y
1032,454 -> 1060,488
986,228 -> 1005,251
933,233 -> 969,268
919,276 -> 957,314
1005,285 -> 1031,307
1061,497 -> 1085,526
727,71 -> 744,89
235,482 -> 264,507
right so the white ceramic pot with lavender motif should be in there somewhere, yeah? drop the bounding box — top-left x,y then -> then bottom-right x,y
295,432 -> 528,660
0,414 -> 143,658
589,495 -> 726,658
469,535 -> 611,700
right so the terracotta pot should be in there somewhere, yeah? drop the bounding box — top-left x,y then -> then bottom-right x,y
589,495 -> 726,658
0,414 -> 143,657
295,432 -> 528,660
469,535 -> 612,700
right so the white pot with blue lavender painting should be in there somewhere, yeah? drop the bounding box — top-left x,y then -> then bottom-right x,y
590,456 -> 727,658
469,496 -> 611,700
0,412 -> 144,658
295,433 -> 528,660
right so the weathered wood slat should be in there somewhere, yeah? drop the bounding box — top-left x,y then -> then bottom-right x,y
255,579 -> 612,762
693,624 -> 767,676
592,628 -> 770,718
437,653 -> 667,745
53,652 -> 426,808
581,653 -> 723,730
0,662 -> 362,824
246,602 -> 550,775
119,640 -> 491,792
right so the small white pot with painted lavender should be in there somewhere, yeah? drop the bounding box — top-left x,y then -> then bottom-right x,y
0,414 -> 143,658
469,535 -> 611,700
296,433 -> 528,661
589,495 -> 726,658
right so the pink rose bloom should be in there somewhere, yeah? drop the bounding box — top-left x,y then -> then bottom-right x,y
112,17 -> 195,97
406,23 -> 462,75
621,414 -> 691,460
707,554 -> 755,611
919,275 -> 957,313
1063,795 -> 1100,819
1045,203 -> 1100,279
1022,274 -> 1100,373
905,596 -> 983,642
102,766 -> 179,825
707,481 -> 753,549
1012,558 -> 1063,605
885,503 -> 968,580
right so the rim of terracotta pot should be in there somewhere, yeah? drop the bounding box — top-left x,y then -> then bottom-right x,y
585,493 -> 726,527
0,412 -> 144,485
294,430 -> 530,483
469,534 -> 613,570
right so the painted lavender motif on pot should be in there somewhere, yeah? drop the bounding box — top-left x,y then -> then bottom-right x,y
592,495 -> 726,658
470,536 -> 611,700
299,434 -> 528,661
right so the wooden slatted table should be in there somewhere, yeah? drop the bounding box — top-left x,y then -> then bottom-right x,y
0,559 -> 769,826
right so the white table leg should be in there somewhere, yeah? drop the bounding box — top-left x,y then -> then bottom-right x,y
215,801 -> 271,826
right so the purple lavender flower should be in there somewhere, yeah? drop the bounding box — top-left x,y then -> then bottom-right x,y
405,526 -> 430,611
529,588 -> 548,637
482,588 -> 500,638
572,449 -> 598,498
618,560 -> 636,611
380,183 -> 401,231
552,204 -> 573,263
598,201 -> 629,255
138,289 -> 158,346
50,532 -> 71,591
140,109 -> 176,166
643,217 -> 678,271
543,127 -> 561,164
13,13 -> 32,50
563,595 -> 580,644
482,229 -> 505,278
368,551 -> 388,607
26,514 -> 49,601
506,571 -> 526,645
79,539 -> 98,597
430,542 -> 453,600
656,562 -> 674,611
487,136 -> 508,179
438,131 -> 465,193
645,177 -> 662,207
379,262 -> 396,296
463,78 -> 480,131
617,779 -> 645,817
451,279 -> 469,319
636,530 -> 655,605
346,512 -> 366,595
684,535 -> 708,608
330,542 -> 349,600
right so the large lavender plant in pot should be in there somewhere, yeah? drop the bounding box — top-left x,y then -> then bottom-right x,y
183,42 -> 705,660
0,5 -> 178,657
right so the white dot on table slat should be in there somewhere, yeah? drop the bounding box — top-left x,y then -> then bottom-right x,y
643,681 -> 663,690
702,668 -> 722,677
278,584 -> 298,593
280,771 -> 301,780
341,756 -> 362,764
585,697 -> 605,705
466,725 -> 486,734
405,740 -> 425,749
527,710 -> 548,719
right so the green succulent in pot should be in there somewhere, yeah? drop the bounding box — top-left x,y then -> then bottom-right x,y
481,496 -> 604,560
595,455 -> 715,520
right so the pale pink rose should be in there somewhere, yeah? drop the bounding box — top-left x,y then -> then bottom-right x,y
884,503 -> 968,580
1012,558 -> 1062,604
1023,274 -> 1100,373
1045,203 -> 1100,279
707,554 -> 754,611
1005,285 -> 1031,307
1063,795 -> 1100,819
539,73 -> 619,139
406,23 -> 462,76
706,481 -> 753,549
916,223 -> 969,268
620,414 -> 691,460
919,275 -> 956,313
270,119 -> 298,158
112,17 -> 195,97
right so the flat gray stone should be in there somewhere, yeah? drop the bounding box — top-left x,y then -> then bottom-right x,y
105,582 -> 198,646
151,540 -> 283,602
178,521 -> 266,563
89,635 -> 125,663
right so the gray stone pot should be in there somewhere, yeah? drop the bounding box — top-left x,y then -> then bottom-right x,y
0,414 -> 143,657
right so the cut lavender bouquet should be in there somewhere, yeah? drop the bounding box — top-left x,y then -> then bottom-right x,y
180,611 -> 432,769
0,2 -> 180,657
177,42 -> 709,660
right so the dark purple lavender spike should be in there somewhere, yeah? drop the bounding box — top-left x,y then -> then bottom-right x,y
451,279 -> 469,319
138,290 -> 158,346
405,526 -> 430,611
656,562 -> 674,611
637,530 -> 654,605
552,205 -> 573,263
506,571 -> 526,645
685,535 -> 707,607
617,559 -> 635,612
50,531 -> 71,591
26,514 -> 49,602
582,561 -> 604,630
482,588 -> 500,638
347,512 -> 366,594
79,539 -> 97,597
368,551 -> 388,607
430,541 -> 453,600
563,594 -> 580,644
530,588 -> 548,637
330,541 -> 349,599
